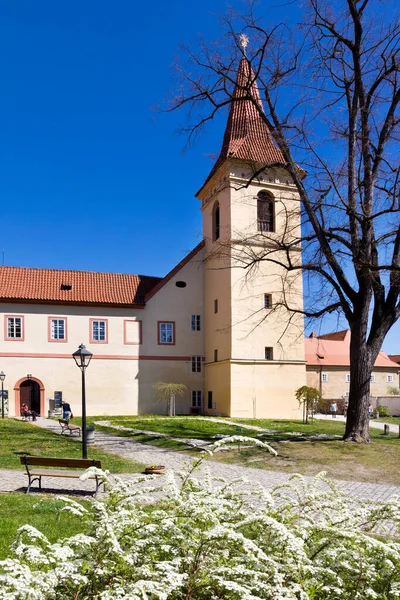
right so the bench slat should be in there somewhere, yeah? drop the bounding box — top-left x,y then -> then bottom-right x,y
24,469 -> 96,478
20,456 -> 101,469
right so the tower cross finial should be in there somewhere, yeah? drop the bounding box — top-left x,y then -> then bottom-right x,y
239,33 -> 249,56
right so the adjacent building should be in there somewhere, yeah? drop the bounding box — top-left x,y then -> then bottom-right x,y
306,330 -> 399,400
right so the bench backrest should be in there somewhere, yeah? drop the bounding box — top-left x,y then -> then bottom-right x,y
59,419 -> 70,425
20,455 -> 102,469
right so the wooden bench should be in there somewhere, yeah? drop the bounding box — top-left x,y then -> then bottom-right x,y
59,419 -> 81,436
20,456 -> 104,496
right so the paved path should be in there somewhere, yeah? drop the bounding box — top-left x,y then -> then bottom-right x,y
0,416 -> 395,504
316,413 -> 400,434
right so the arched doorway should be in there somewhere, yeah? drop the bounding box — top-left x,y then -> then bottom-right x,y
14,377 -> 45,416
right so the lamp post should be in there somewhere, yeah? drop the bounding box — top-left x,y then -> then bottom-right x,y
0,372 -> 5,419
72,344 -> 93,459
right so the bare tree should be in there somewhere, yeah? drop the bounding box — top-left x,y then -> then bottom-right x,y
171,0 -> 400,441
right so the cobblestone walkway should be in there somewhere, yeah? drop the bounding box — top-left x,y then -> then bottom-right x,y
0,417 -> 391,503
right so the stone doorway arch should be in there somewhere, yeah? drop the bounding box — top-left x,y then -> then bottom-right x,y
14,377 -> 45,417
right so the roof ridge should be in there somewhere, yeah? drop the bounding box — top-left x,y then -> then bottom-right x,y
0,264 -> 162,279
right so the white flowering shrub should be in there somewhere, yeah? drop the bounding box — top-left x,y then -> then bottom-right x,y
1,449 -> 400,598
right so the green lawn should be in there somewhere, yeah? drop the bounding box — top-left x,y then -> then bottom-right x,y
84,415 -> 400,486
0,418 -> 145,473
0,493 -> 90,560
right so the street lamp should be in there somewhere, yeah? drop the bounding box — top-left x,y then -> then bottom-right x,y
0,372 -> 5,419
72,344 -> 93,459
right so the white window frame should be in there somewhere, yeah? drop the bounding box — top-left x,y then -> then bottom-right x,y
264,294 -> 272,309
191,390 -> 202,408
158,322 -> 175,345
321,372 -> 328,383
191,315 -> 201,332
370,374 -> 376,383
387,374 -> 394,383
191,356 -> 202,373
92,319 -> 107,342
51,318 -> 66,341
6,316 -> 23,339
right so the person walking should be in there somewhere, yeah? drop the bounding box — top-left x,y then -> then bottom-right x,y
61,400 -> 72,422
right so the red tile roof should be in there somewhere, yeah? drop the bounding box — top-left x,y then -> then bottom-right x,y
389,355 -> 400,365
0,266 -> 161,306
306,330 -> 399,368
197,58 -> 287,194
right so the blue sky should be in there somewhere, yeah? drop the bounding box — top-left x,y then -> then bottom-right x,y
0,0 -> 398,353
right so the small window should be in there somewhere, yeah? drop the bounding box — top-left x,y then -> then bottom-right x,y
370,374 -> 376,383
265,347 -> 273,360
158,322 -> 175,345
212,201 -> 220,241
208,391 -> 213,409
257,191 -> 275,232
214,349 -> 218,362
387,374 -> 394,383
214,299 -> 218,314
321,373 -> 328,383
49,317 -> 66,341
191,356 -> 202,373
176,281 -> 187,288
264,294 -> 272,309
346,374 -> 350,383
191,391 -> 202,408
91,319 -> 107,343
6,316 -> 24,340
191,315 -> 201,331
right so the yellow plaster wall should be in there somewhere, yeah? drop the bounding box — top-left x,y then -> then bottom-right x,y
306,366 -> 400,399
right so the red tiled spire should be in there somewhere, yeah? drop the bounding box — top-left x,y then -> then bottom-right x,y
220,58 -> 286,166
197,58 -> 286,194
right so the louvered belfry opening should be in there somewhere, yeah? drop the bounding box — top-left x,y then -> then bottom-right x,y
257,191 -> 274,232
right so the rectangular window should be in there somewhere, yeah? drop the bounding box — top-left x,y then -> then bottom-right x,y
191,315 -> 201,331
321,373 -> 328,383
91,319 -> 107,343
387,374 -> 394,383
48,317 -> 67,342
370,374 -> 376,383
191,391 -> 202,408
265,347 -> 273,360
346,374 -> 350,383
51,319 -> 65,340
158,321 -> 175,345
264,294 -> 272,309
214,349 -> 218,362
214,299 -> 218,314
5,316 -> 23,340
208,391 -> 213,409
191,356 -> 202,373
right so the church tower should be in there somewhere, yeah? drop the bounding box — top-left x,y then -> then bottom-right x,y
196,58 -> 306,418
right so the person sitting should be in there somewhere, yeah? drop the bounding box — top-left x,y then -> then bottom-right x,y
21,403 -> 29,420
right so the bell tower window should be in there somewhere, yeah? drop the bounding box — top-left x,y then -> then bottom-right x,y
212,201 -> 220,241
257,191 -> 274,232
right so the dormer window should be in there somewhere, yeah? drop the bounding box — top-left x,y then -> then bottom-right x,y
212,201 -> 220,241
257,191 -> 274,232
61,284 -> 72,291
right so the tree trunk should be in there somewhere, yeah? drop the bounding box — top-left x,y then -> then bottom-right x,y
343,328 -> 372,442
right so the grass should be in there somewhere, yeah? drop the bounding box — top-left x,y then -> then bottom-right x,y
85,415 -> 400,486
0,418 -> 145,473
0,493 -> 90,560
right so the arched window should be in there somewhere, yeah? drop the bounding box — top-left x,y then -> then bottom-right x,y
212,201 -> 220,241
257,191 -> 275,232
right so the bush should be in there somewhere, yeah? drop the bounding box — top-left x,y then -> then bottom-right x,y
1,445 -> 400,599
388,387 -> 400,395
376,404 -> 391,417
